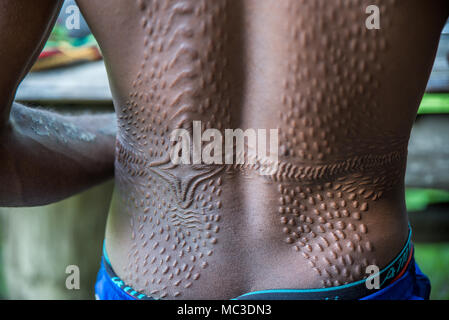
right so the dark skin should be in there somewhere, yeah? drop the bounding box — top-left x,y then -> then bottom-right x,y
1,0 -> 448,299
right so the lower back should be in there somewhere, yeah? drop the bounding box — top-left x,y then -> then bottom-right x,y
104,141 -> 410,299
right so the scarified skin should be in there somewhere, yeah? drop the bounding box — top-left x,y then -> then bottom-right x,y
271,0 -> 405,287
278,177 -> 390,287
115,0 -> 234,299
74,0 -> 449,299
119,0 -> 407,295
10,105 -> 97,143
279,0 -> 403,164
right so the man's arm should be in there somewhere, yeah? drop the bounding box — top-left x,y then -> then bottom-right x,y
0,0 -> 117,207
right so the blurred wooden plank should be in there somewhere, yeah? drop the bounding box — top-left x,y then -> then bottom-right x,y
406,115 -> 449,190
426,34 -> 449,93
15,61 -> 112,104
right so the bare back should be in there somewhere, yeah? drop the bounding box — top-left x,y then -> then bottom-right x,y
76,0 -> 449,299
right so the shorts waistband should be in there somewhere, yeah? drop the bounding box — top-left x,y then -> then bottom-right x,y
99,226 -> 413,300
235,227 -> 413,300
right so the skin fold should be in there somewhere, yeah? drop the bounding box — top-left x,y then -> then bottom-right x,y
0,0 -> 448,299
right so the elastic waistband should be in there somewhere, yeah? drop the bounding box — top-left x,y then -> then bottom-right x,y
236,227 -> 414,300
101,226 -> 413,300
101,250 -> 151,300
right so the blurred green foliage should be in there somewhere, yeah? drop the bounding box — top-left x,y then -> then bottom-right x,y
406,188 -> 449,212
407,93 -> 449,300
44,24 -> 98,51
419,93 -> 449,114
415,244 -> 449,300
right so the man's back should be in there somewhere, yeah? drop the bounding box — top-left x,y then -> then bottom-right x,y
74,0 -> 448,299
